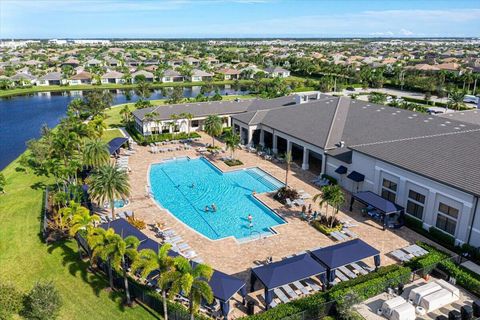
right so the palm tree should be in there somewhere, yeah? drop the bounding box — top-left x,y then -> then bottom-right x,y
131,243 -> 176,319
119,105 -> 132,124
144,111 -> 159,134
284,151 -> 292,188
447,90 -> 466,110
87,227 -> 116,287
88,115 -> 107,138
109,235 -> 140,306
204,115 -> 223,147
83,139 -> 110,168
313,185 -> 345,227
172,258 -> 214,320
179,112 -> 194,135
88,164 -> 130,220
224,130 -> 241,160
69,204 -> 100,258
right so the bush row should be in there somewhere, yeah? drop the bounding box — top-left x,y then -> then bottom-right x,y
242,265 -> 411,320
415,242 -> 480,297
405,243 -> 449,275
404,216 -> 456,251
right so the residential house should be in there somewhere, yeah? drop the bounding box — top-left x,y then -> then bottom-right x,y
87,58 -> 102,67
10,72 -> 37,86
38,72 -> 63,86
187,69 -> 213,82
185,57 -> 200,66
101,71 -> 125,84
68,71 -> 92,85
264,66 -> 290,78
216,68 -> 241,80
132,70 -> 154,82
161,69 -> 184,83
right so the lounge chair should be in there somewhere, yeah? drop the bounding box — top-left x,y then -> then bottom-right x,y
338,266 -> 357,279
293,281 -> 310,295
293,199 -> 305,206
350,262 -> 369,275
304,278 -> 321,292
282,285 -> 298,299
342,228 -> 358,238
390,249 -> 410,262
177,243 -> 191,251
285,198 -> 293,208
335,270 -> 349,282
357,261 -> 375,272
182,250 -> 197,259
273,288 -> 290,304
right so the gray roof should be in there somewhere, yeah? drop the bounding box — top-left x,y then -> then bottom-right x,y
350,129 -> 480,196
163,69 -> 182,77
191,69 -> 213,77
265,66 -> 289,73
132,70 -> 154,78
102,71 -> 124,79
437,109 -> 480,126
39,72 -> 61,81
10,72 -> 36,81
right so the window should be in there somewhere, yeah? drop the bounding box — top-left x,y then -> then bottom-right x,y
191,120 -> 199,127
435,202 -> 459,235
406,190 -> 426,220
381,178 -> 397,202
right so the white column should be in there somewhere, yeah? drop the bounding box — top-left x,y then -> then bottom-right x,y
286,140 -> 292,153
247,128 -> 253,146
272,135 -> 278,154
320,153 -> 326,175
227,117 -> 232,127
259,130 -> 265,147
302,147 -> 309,170
423,190 -> 437,229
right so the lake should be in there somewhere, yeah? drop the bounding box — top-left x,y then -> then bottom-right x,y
0,85 -> 249,170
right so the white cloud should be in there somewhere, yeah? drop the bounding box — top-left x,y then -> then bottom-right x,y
399,28 -> 414,36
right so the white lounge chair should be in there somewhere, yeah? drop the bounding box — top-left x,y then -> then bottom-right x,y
293,199 -> 305,206
338,266 -> 357,279
273,288 -> 290,304
350,262 -> 368,275
304,278 -> 321,291
282,285 -> 298,299
390,249 -> 410,262
335,270 -> 349,282
285,198 -> 293,207
292,281 -> 310,295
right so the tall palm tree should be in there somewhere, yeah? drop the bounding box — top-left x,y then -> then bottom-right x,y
87,227 -> 116,288
204,115 -> 223,147
224,130 -> 241,160
313,185 -> 345,227
83,139 -> 110,168
172,258 -> 214,320
109,235 -> 140,306
119,105 -> 132,124
131,243 -> 176,319
69,205 -> 100,258
88,164 -> 130,220
284,151 -> 292,188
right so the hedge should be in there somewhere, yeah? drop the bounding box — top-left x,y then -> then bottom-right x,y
404,217 -> 457,253
311,221 -> 343,236
405,243 -> 448,275
415,243 -> 480,297
241,265 -> 411,320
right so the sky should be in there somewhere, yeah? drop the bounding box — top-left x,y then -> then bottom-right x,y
1,0 -> 480,39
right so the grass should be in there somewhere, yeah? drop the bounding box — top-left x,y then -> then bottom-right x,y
101,128 -> 124,142
0,159 -> 161,320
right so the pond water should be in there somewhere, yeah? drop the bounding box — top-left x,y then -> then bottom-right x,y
0,85 -> 249,170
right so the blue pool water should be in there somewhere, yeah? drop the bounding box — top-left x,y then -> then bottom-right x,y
149,157 -> 285,241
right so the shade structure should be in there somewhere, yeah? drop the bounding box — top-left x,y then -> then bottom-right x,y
350,191 -> 404,214
251,253 -> 326,308
335,165 -> 348,175
137,238 -> 180,258
100,218 -> 149,242
310,239 -> 380,270
108,137 -> 128,155
347,170 -> 365,182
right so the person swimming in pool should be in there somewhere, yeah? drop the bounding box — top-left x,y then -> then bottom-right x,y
191,182 -> 195,188
248,214 -> 253,223
205,205 -> 209,212
212,203 -> 217,212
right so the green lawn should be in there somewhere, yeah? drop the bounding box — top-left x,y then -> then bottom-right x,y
0,160 -> 160,320
101,128 -> 124,142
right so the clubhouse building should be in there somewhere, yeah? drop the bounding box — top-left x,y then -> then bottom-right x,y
132,93 -> 480,248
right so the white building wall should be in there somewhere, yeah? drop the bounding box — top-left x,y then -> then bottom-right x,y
349,151 -> 479,246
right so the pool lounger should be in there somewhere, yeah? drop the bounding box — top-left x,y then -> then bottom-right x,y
335,270 -> 349,282
166,235 -> 183,244
304,278 -> 321,291
293,199 -> 305,206
183,250 -> 198,259
350,262 -> 368,275
273,288 -> 290,304
177,243 -> 191,251
357,261 -> 375,272
293,281 -> 310,295
285,198 -> 293,207
338,266 -> 357,279
282,285 -> 298,299
390,249 -> 410,262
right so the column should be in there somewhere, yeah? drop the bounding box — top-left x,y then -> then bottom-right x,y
247,127 -> 253,146
272,135 -> 278,154
227,116 -> 232,127
320,153 -> 326,175
302,147 -> 309,170
259,130 -> 265,147
286,140 -> 292,153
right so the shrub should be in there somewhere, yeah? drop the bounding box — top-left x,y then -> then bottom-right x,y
438,260 -> 480,296
225,159 -> 243,166
404,215 -> 423,230
22,281 -> 62,320
405,243 -> 448,275
127,216 -> 146,230
312,220 -> 343,235
321,174 -> 337,185
0,282 -> 23,320
428,227 -> 455,247
273,187 -> 299,204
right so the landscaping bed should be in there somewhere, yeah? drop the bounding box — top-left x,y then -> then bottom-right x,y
224,159 -> 243,166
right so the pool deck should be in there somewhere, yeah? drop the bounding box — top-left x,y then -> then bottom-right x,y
112,133 -> 442,317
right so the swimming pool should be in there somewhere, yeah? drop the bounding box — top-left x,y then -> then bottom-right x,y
149,157 -> 285,241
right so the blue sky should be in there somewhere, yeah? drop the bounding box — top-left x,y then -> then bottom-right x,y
1,0 -> 479,38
